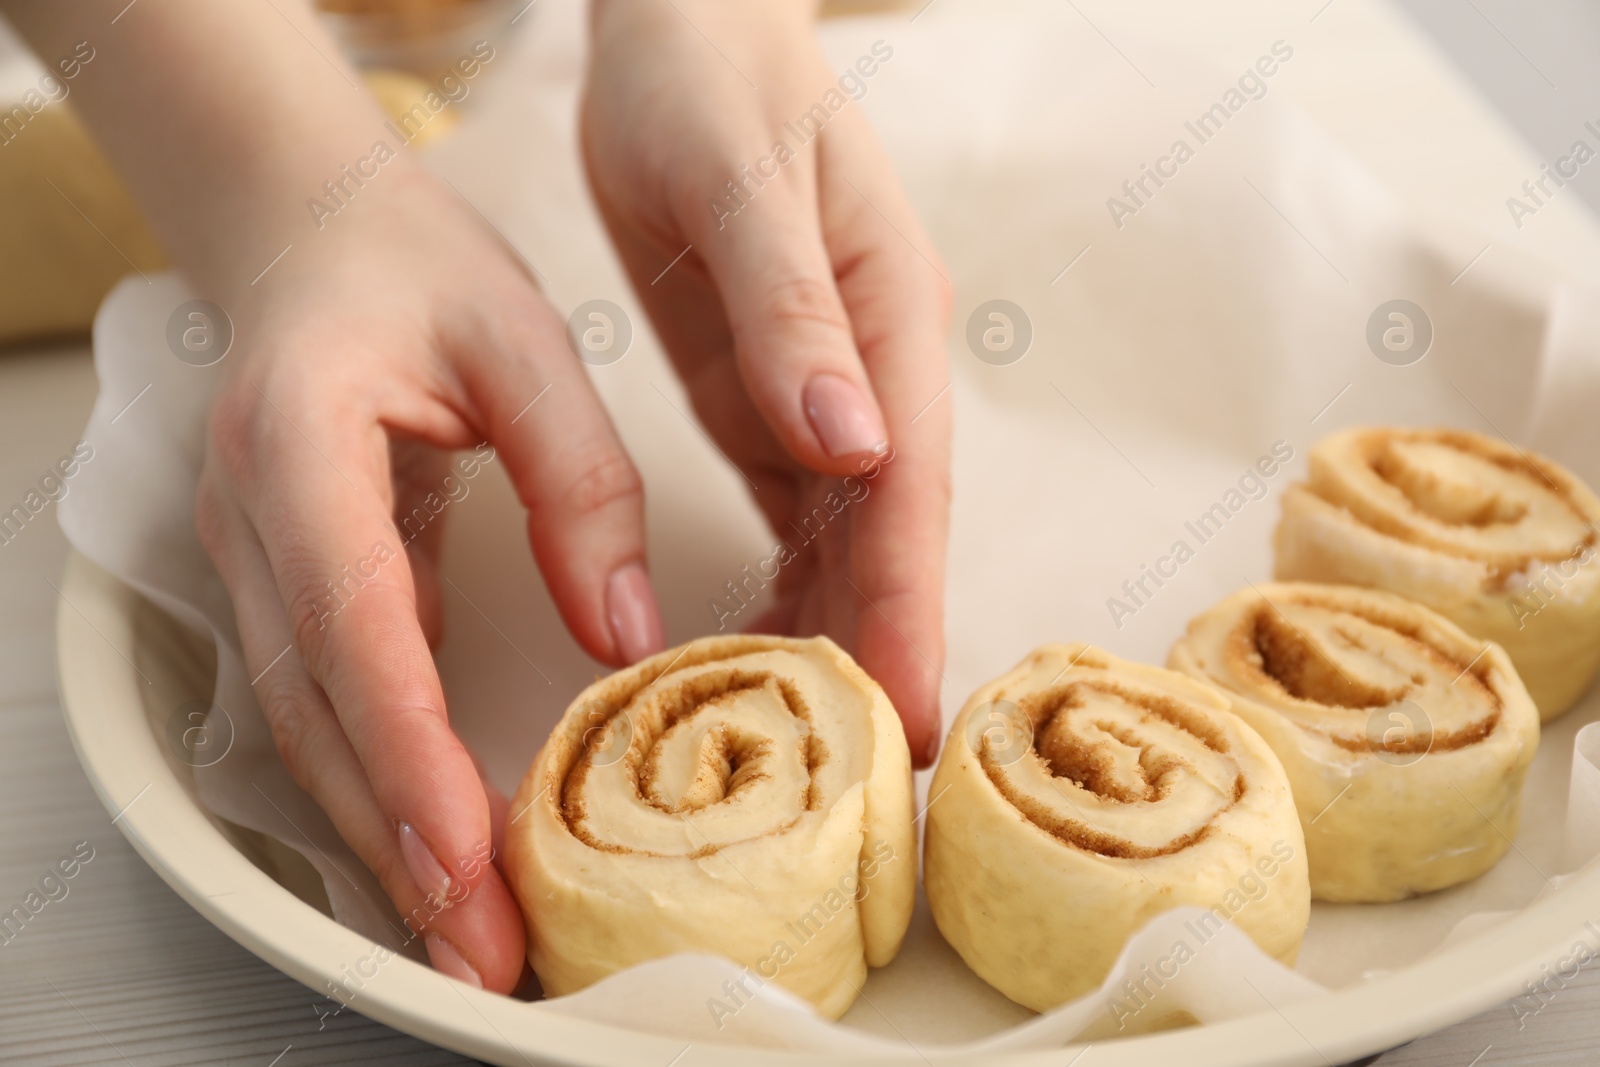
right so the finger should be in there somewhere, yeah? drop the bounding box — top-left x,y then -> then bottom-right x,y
819,120 -> 954,768
211,374 -> 508,956
391,442 -> 451,647
407,541 -> 445,650
196,472 -> 525,991
465,747 -> 512,862
672,151 -> 891,473
446,296 -> 665,667
748,587 -> 803,638
583,217 -> 804,525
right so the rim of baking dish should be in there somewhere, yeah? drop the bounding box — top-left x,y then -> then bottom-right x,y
55,549 -> 1600,1067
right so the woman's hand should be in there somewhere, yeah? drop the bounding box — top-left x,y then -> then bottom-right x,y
583,0 -> 954,765
0,0 -> 675,990
2,0 -> 951,1001
196,161 -> 667,991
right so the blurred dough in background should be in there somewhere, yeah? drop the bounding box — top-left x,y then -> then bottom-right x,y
0,69 -> 456,348
0,0 -> 912,349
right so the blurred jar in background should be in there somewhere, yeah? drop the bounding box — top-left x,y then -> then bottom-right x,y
0,3 -> 479,348
316,0 -> 523,78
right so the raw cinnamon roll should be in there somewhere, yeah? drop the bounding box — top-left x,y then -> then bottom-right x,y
1275,426 -> 1600,719
1169,582 -> 1539,902
504,635 -> 915,1020
924,645 -> 1308,1012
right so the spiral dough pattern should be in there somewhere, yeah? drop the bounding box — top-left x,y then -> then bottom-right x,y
925,645 -> 1308,1012
504,636 -> 915,1020
1169,582 -> 1539,902
1274,426 -> 1600,718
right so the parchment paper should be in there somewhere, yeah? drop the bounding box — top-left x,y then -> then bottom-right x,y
58,0 -> 1600,1053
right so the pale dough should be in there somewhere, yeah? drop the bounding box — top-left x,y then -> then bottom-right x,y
924,644 -> 1309,1013
504,635 -> 915,1020
1169,581 -> 1539,902
1274,426 -> 1600,719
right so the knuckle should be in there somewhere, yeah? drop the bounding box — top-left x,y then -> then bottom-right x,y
550,448 -> 644,523
206,382 -> 261,481
759,275 -> 851,338
283,556 -> 346,667
264,692 -> 321,784
288,577 -> 440,715
192,474 -> 229,564
289,593 -> 335,676
663,163 -> 718,233
886,256 -> 952,323
284,568 -> 392,672
207,355 -> 356,487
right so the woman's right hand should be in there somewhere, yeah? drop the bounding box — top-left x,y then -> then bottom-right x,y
0,0 -> 672,991
192,158 -> 673,990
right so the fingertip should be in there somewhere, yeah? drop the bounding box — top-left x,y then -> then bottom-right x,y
426,932 -> 484,988
915,723 -> 942,771
904,699 -> 941,770
605,561 -> 665,665
395,809 -> 526,993
907,685 -> 944,770
427,867 -> 527,994
398,820 -> 454,900
802,373 -> 888,461
747,594 -> 801,637
855,620 -> 944,769
480,777 -> 510,863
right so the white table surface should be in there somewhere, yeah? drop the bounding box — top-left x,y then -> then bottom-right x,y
6,0 -> 1600,1063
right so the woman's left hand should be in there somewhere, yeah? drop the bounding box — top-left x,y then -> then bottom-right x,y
582,0 -> 954,765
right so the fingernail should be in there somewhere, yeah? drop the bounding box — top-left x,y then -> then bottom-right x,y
922,731 -> 941,766
803,374 -> 888,458
398,821 -> 452,899
425,933 -> 483,988
607,562 -> 665,664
